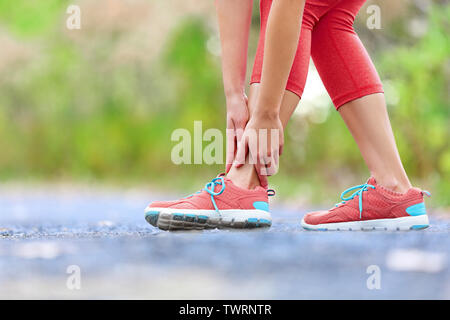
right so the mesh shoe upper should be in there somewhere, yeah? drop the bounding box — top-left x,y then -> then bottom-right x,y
304,177 -> 426,225
168,177 -> 269,210
147,176 -> 269,211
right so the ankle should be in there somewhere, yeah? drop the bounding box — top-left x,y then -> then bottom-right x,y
372,174 -> 411,193
231,178 -> 260,190
227,166 -> 261,190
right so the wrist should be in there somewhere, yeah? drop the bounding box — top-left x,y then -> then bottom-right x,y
252,95 -> 280,119
225,92 -> 247,109
224,87 -> 245,100
251,107 -> 279,121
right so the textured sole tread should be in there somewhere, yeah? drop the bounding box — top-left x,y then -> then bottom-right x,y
145,211 -> 272,231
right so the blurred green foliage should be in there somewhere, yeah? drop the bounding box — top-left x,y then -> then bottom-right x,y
0,1 -> 448,206
0,0 -> 66,36
378,5 -> 450,206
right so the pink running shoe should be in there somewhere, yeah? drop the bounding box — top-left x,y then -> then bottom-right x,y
145,174 -> 273,230
301,177 -> 430,231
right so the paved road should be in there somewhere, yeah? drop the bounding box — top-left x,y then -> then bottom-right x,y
0,185 -> 448,299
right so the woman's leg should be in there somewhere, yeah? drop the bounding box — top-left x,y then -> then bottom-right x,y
338,94 -> 411,192
298,0 -> 429,231
227,83 -> 300,189
227,0 -> 326,190
310,0 -> 411,192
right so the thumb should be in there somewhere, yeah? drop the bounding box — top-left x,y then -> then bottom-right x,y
255,164 -> 269,189
225,123 -> 236,173
234,134 -> 248,168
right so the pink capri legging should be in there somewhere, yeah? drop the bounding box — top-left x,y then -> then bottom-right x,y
251,0 -> 384,109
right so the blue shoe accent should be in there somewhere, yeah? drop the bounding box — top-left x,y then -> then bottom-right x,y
411,224 -> 429,230
259,219 -> 271,225
252,201 -> 269,212
145,211 -> 160,226
197,215 -> 208,224
245,218 -> 271,228
422,190 -> 431,197
406,202 -> 427,216
173,213 -> 185,221
302,225 -> 327,231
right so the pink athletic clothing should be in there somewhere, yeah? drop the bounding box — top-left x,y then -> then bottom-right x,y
251,0 -> 384,109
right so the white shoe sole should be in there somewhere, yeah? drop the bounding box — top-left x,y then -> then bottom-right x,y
145,207 -> 272,231
301,215 -> 429,231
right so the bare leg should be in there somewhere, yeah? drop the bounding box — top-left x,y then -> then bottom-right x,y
227,83 -> 300,189
339,93 -> 411,193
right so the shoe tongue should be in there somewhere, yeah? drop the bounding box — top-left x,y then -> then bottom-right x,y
366,177 -> 378,186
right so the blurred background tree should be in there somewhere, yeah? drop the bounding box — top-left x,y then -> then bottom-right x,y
0,0 -> 448,208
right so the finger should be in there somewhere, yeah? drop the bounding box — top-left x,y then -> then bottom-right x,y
256,168 -> 269,188
253,140 -> 269,187
234,126 -> 245,168
255,153 -> 269,188
226,122 -> 236,173
247,128 -> 259,167
261,131 -> 281,177
279,132 -> 284,157
261,154 -> 273,177
234,134 -> 248,168
255,140 -> 269,178
235,125 -> 245,145
226,121 -> 236,172
268,149 -> 280,176
226,137 -> 235,172
261,153 -> 279,177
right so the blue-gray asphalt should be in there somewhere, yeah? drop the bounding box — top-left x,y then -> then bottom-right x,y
0,187 -> 448,299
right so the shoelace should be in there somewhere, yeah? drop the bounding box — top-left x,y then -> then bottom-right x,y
191,175 -> 275,214
204,176 -> 275,213
204,176 -> 226,212
335,183 -> 376,219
